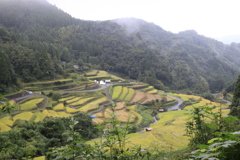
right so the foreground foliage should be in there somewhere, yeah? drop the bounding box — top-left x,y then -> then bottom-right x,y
0,113 -> 98,159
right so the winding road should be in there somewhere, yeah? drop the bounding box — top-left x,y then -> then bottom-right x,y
158,91 -> 184,111
8,84 -> 111,102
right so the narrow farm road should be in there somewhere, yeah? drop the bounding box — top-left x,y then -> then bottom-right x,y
158,91 -> 184,111
7,84 -> 111,102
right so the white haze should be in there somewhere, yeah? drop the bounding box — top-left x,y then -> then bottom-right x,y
47,0 -> 240,43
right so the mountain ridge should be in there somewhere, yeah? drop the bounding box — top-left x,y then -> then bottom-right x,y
0,0 -> 239,94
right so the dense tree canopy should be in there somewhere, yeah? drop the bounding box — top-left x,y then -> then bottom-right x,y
0,0 -> 240,94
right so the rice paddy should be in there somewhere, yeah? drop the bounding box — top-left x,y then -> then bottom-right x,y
131,90 -> 146,102
112,86 -> 122,99
115,102 -> 126,110
65,107 -> 79,113
14,112 -> 33,121
104,108 -> 135,122
53,103 -> 65,111
124,88 -> 134,101
0,122 -> 11,132
78,97 -> 108,112
33,156 -> 45,160
0,116 -> 14,127
20,98 -> 44,110
70,97 -> 95,106
59,96 -> 75,102
33,111 -> 46,122
57,112 -> 72,117
119,87 -> 128,100
141,93 -> 162,104
66,97 -> 82,103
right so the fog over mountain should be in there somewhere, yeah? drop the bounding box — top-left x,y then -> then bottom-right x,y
0,0 -> 240,95
215,35 -> 240,44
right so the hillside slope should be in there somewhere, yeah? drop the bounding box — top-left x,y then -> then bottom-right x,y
0,0 -> 240,94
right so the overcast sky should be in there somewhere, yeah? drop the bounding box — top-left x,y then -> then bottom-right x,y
47,0 -> 240,40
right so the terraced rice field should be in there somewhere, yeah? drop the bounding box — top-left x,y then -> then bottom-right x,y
33,156 -> 45,160
57,112 -> 72,117
14,112 -> 33,121
147,89 -> 158,94
0,122 -> 11,132
53,103 -> 65,111
115,102 -> 126,110
78,97 -> 108,112
92,118 -> 105,124
93,112 -> 103,118
124,88 -> 134,101
131,90 -> 146,103
142,86 -> 154,91
119,87 -> 128,100
98,70 -> 109,76
42,110 -> 52,117
127,105 -> 142,125
141,93 -> 162,104
66,97 -> 82,103
0,116 -> 14,127
20,98 -> 44,110
48,110 -> 61,117
112,86 -> 122,99
33,111 -> 46,122
104,108 -> 135,122
65,107 -> 79,113
86,70 -> 98,76
70,97 -> 95,106
26,79 -> 72,85
122,95 -> 231,150
59,96 -> 75,102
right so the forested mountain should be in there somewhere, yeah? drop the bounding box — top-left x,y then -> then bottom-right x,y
0,0 -> 240,94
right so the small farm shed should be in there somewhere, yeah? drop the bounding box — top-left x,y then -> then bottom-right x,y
146,128 -> 153,131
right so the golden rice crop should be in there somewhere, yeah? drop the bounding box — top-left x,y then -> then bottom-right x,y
78,97 -> 108,112
20,98 -> 44,110
42,110 -> 51,117
128,105 -> 136,110
59,96 -> 75,102
115,102 -> 126,110
70,97 -> 95,106
129,109 -> 142,125
147,89 -> 158,94
119,87 -> 128,100
104,108 -> 135,122
33,111 -> 46,122
0,122 -> 11,132
112,86 -> 122,99
142,86 -> 154,91
48,110 -> 61,117
65,107 -> 78,113
57,112 -> 72,117
0,116 -> 14,127
33,156 -> 45,160
14,112 -> 33,121
124,88 -> 134,101
9,101 -> 16,106
53,103 -> 65,111
66,97 -> 82,103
